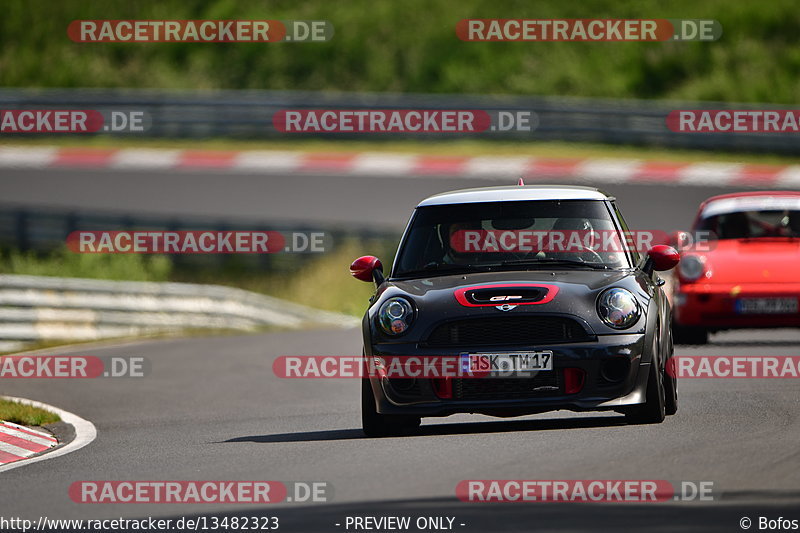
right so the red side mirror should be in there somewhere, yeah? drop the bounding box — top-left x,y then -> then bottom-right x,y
350,256 -> 383,282
647,245 -> 680,272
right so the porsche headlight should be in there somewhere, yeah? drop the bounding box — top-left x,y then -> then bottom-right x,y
678,255 -> 706,281
597,288 -> 640,329
378,297 -> 415,335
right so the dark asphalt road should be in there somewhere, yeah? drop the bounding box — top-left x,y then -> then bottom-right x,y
1,168 -> 799,532
0,167 -> 784,232
0,327 -> 798,532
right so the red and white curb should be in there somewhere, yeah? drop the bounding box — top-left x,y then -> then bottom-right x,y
0,396 -> 96,473
0,420 -> 57,465
1,146 -> 798,188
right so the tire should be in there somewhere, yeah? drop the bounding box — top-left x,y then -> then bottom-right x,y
625,362 -> 666,425
664,328 -> 678,416
361,378 -> 420,438
672,324 -> 708,345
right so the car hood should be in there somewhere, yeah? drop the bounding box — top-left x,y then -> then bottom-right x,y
688,239 -> 800,284
369,269 -> 651,341
388,269 -> 633,295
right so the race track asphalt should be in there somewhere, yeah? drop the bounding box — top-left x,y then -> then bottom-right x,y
0,167 -> 782,231
1,326 -> 798,531
0,167 -> 798,532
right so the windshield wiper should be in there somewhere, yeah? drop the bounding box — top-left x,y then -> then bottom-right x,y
495,258 -> 612,270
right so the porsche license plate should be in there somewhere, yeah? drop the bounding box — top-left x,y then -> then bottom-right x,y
735,297 -> 798,314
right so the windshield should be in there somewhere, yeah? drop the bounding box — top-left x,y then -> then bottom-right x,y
697,209 -> 800,240
392,200 -> 631,278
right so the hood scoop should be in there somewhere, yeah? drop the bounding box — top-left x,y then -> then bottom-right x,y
468,287 -> 547,304
454,283 -> 559,307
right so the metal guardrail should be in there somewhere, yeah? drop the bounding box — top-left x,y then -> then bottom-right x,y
0,88 -> 797,154
0,205 -> 397,265
0,207 -> 385,352
0,273 -> 358,352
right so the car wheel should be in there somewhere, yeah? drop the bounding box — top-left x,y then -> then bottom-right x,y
361,378 -> 421,438
664,369 -> 678,416
625,361 -> 666,425
672,324 -> 708,345
664,330 -> 678,416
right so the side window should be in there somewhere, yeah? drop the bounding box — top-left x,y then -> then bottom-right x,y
611,202 -> 641,265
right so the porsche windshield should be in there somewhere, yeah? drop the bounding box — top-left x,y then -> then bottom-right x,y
695,196 -> 800,240
392,200 -> 632,277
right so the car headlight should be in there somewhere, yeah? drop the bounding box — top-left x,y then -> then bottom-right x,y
597,288 -> 640,329
678,255 -> 706,281
377,297 -> 415,335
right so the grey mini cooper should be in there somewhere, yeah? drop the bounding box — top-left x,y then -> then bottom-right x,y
351,185 -> 680,437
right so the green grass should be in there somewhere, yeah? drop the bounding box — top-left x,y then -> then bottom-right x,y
0,398 -> 61,426
1,0 -> 799,103
1,247 -> 172,282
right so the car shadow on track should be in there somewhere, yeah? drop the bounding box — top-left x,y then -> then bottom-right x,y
221,415 -> 629,444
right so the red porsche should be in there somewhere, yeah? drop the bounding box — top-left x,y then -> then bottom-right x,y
672,191 -> 800,344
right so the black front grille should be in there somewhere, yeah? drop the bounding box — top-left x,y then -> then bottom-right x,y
454,372 -> 562,400
425,316 -> 592,347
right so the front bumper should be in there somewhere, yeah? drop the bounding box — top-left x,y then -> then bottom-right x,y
674,282 -> 800,329
367,334 -> 649,417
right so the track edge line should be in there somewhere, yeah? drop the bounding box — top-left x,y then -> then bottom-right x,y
0,395 -> 97,473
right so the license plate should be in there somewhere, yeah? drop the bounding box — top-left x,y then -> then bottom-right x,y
461,351 -> 553,374
735,297 -> 798,314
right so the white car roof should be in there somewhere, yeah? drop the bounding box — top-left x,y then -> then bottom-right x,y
417,185 -> 611,207
702,195 -> 800,218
